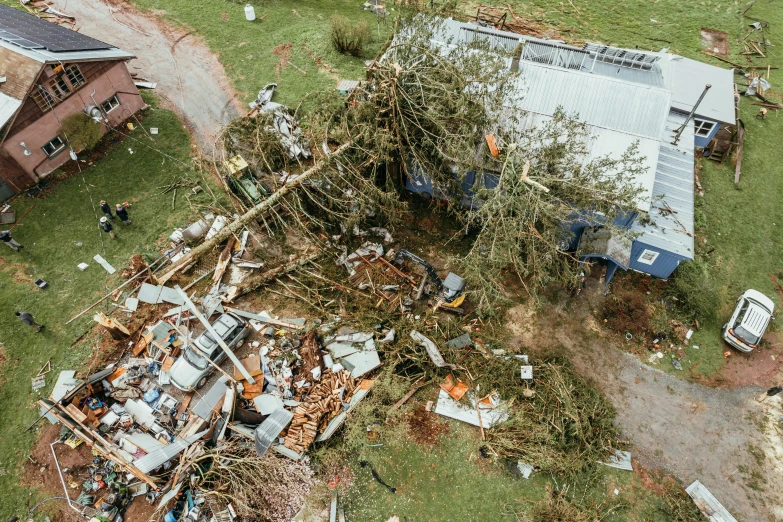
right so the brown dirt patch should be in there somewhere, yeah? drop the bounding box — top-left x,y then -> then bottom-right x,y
272,43 -> 293,82
23,423 -> 93,522
701,28 -> 729,55
407,407 -> 448,445
634,464 -> 669,495
119,253 -> 146,278
0,258 -> 38,289
700,334 -> 783,387
123,495 -> 158,521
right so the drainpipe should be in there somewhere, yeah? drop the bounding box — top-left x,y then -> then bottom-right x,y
672,84 -> 711,145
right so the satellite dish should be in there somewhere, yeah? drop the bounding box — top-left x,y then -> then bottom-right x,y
83,105 -> 103,122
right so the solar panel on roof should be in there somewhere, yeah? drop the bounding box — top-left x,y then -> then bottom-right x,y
0,4 -> 114,53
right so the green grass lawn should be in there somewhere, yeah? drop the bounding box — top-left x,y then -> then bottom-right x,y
130,0 -> 394,108
685,0 -> 783,375
0,103 -> 218,518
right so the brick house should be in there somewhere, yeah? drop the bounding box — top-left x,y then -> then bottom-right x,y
0,5 -> 145,201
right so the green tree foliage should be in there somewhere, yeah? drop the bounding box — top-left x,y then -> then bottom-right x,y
344,17 -> 646,313
59,112 -> 102,153
665,259 -> 721,323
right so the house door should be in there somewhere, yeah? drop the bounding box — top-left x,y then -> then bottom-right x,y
0,179 -> 14,203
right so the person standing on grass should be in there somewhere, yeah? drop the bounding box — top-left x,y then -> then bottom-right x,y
0,230 -> 23,251
99,200 -> 114,220
99,216 -> 116,239
15,311 -> 44,332
115,203 -> 132,224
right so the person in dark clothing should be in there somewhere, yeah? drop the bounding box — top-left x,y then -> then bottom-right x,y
0,230 -> 22,251
16,311 -> 43,332
99,200 -> 114,220
115,203 -> 132,224
99,216 -> 116,239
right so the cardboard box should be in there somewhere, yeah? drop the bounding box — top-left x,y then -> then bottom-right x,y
233,354 -> 263,381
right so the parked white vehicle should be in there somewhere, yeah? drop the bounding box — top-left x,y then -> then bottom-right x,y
170,312 -> 251,391
722,290 -> 775,352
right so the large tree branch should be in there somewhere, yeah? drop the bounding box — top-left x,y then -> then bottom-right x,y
158,142 -> 352,284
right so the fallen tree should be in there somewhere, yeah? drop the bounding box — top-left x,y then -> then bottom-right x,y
157,141 -> 352,284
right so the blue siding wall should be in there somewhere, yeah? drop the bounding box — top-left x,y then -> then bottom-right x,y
629,241 -> 683,279
694,119 -> 721,148
564,210 -> 638,250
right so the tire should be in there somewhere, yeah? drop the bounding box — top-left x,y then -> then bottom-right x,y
196,376 -> 208,389
235,339 -> 245,349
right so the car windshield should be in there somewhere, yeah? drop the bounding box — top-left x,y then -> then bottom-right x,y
733,325 -> 760,346
197,332 -> 218,351
184,347 -> 208,370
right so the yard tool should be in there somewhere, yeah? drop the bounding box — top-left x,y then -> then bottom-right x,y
359,461 -> 396,493
395,249 -> 466,312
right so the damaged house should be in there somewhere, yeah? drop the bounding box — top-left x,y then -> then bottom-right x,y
0,5 -> 144,201
404,19 -> 735,282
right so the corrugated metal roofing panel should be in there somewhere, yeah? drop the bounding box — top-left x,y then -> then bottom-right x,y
630,110 -> 694,259
0,91 -> 21,128
666,56 -> 735,124
133,430 -> 206,474
514,62 -> 671,140
459,25 -> 521,52
512,112 -> 661,211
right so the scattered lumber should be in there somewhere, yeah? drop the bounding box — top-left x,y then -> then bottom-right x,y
735,121 -> 746,184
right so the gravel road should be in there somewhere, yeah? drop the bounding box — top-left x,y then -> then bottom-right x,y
52,0 -> 244,151
508,299 -> 783,522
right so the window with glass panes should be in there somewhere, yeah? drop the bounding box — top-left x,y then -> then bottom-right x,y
65,65 -> 85,88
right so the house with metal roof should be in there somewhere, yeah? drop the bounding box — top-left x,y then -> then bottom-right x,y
0,4 -> 145,201
402,18 -> 735,282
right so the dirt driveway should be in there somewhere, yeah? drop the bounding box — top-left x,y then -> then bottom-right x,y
507,296 -> 783,522
52,0 -> 244,151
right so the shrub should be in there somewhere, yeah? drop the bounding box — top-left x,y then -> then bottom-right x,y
59,112 -> 102,152
666,259 -> 720,323
601,285 -> 651,337
331,15 -> 368,56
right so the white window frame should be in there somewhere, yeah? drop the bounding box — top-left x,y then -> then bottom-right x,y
693,118 -> 716,137
42,136 -> 66,157
637,249 -> 659,266
101,94 -> 121,114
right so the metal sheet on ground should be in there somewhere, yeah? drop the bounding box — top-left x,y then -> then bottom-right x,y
685,480 -> 737,522
93,254 -> 116,274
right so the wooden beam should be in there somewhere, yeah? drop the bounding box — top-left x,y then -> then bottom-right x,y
174,285 -> 256,384
735,121 -> 746,184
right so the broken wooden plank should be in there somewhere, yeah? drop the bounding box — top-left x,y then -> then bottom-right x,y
734,121 -> 745,184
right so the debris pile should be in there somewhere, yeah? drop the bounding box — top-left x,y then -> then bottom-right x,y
41,291 -> 381,519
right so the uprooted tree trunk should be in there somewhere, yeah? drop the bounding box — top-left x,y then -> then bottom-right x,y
157,142 -> 352,284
